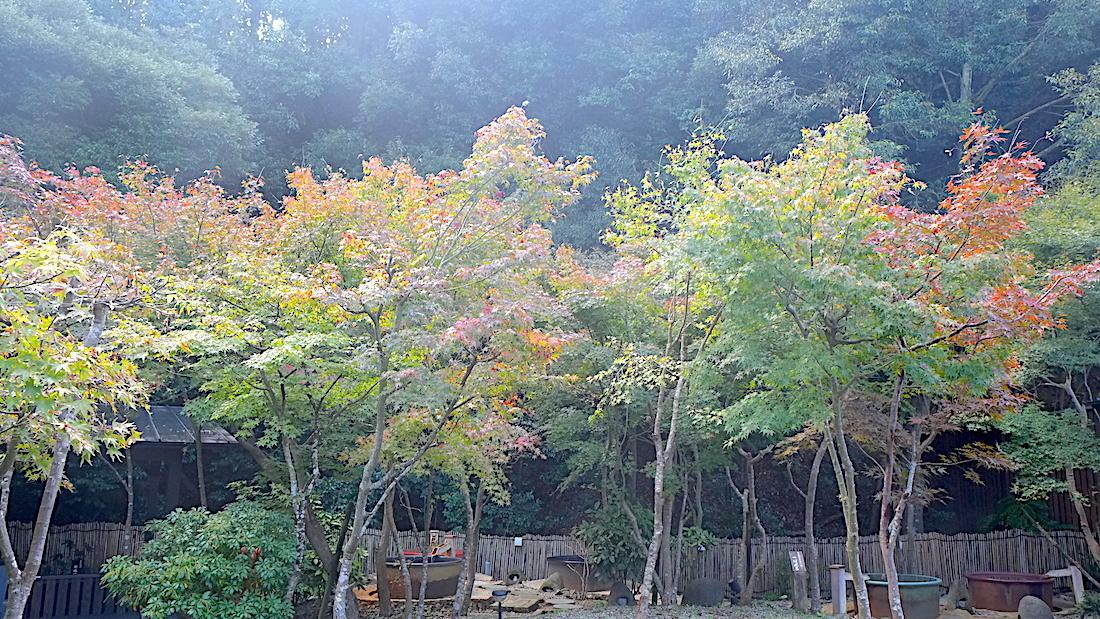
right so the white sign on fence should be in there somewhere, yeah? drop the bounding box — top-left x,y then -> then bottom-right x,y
788,550 -> 806,573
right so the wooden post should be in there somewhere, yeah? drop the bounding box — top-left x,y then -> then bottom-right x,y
829,564 -> 847,618
1046,566 -> 1085,605
789,550 -> 809,611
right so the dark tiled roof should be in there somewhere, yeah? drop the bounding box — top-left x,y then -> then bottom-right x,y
130,406 -> 237,444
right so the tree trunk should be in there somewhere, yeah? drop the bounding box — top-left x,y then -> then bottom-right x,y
740,450 -> 767,602
451,481 -> 484,618
101,449 -> 136,556
1063,380 -> 1100,563
637,397 -> 675,617
960,62 -> 973,104
462,492 -> 484,614
1067,466 -> 1100,563
334,336 -> 393,619
418,478 -> 434,619
321,502 -> 359,619
738,473 -> 750,600
637,284 -> 692,618
826,418 -> 872,619
389,510 -> 413,619
377,488 -> 396,617
2,435 -> 72,619
284,436 -> 307,605
878,376 -> 906,619
805,439 -> 827,612
122,450 -> 134,556
240,433 -> 338,589
659,492 -> 677,604
672,488 -> 689,597
692,446 -> 704,529
193,419 -> 208,509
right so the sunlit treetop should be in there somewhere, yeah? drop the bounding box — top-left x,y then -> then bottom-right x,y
605,114 -> 1100,439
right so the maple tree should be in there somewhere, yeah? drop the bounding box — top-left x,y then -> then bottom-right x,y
0,137 -> 189,619
596,164 -> 732,616
181,107 -> 592,619
1004,153 -> 1100,565
608,115 -> 1100,619
0,105 -> 590,619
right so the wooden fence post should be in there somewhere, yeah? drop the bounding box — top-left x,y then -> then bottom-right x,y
829,564 -> 847,618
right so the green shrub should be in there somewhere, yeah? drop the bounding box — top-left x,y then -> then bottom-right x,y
573,503 -> 651,582
1081,592 -> 1100,618
102,502 -> 295,619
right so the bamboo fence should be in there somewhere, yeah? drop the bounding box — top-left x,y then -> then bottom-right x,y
11,523 -> 1089,595
7,522 -> 146,576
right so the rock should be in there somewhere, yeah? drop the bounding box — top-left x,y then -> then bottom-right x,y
821,600 -> 858,615
501,590 -> 541,612
681,577 -> 726,607
352,584 -> 378,603
1019,595 -> 1055,619
608,581 -> 634,606
943,576 -> 969,609
726,578 -> 741,605
540,572 -> 562,592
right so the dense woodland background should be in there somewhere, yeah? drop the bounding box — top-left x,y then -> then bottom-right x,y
6,0 -> 1100,247
6,0 -> 1100,542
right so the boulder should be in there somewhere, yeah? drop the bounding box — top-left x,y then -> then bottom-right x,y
681,577 -> 726,607
608,581 -> 634,606
1018,595 -> 1055,619
943,576 -> 969,609
726,579 -> 742,605
540,572 -> 562,592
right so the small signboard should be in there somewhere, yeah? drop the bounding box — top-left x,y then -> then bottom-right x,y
513,536 -> 524,547
789,550 -> 809,610
788,550 -> 806,573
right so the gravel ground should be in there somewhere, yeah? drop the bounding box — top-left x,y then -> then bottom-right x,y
468,602 -> 809,618
356,601 -> 809,618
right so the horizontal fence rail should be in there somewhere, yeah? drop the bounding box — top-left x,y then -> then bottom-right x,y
10,522 -> 1091,596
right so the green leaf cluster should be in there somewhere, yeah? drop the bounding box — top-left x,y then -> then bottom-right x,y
102,502 -> 295,619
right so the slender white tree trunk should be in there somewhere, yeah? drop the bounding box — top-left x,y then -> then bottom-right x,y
285,437 -> 307,605
2,436 -> 72,619
1063,380 -> 1100,563
805,439 -> 827,612
826,418 -> 871,619
451,481 -> 484,618
878,376 -> 906,619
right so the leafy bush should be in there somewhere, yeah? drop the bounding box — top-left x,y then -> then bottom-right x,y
680,526 -> 718,553
102,502 -> 295,619
573,503 -> 651,582
1081,592 -> 1100,618
978,497 -> 1064,533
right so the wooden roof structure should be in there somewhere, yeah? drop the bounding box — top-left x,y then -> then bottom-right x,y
130,406 -> 236,445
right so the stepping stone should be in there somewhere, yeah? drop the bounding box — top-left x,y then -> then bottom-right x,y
1019,595 -> 1055,619
502,591 -> 541,612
